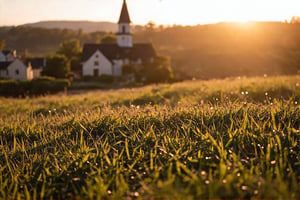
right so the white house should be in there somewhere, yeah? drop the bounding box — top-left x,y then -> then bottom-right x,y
82,0 -> 156,77
0,59 -> 33,80
27,58 -> 47,78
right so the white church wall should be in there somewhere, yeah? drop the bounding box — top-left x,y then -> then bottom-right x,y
82,50 -> 113,76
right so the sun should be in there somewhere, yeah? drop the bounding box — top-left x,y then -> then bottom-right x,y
153,0 -> 297,25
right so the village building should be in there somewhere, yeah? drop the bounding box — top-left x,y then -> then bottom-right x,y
0,50 -> 35,80
0,50 -> 16,62
27,58 -> 47,78
82,0 -> 157,77
0,58 -> 33,80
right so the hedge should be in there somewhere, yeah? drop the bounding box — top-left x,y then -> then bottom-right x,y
0,77 -> 70,97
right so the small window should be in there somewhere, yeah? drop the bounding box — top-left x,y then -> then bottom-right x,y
6,70 -> 8,75
95,54 -> 99,58
122,26 -> 126,33
15,69 -> 19,75
94,61 -> 99,66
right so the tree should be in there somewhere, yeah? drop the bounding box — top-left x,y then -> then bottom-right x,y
145,21 -> 156,31
70,57 -> 82,73
0,40 -> 5,50
101,35 -> 117,44
144,56 -> 173,83
42,55 -> 70,78
122,64 -> 136,74
290,16 -> 300,24
57,39 -> 81,60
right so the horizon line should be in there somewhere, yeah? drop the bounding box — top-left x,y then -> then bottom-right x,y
0,19 -> 291,28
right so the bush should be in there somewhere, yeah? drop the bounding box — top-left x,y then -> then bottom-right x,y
144,56 -> 174,83
0,79 -> 70,97
42,55 -> 70,78
82,75 -> 114,83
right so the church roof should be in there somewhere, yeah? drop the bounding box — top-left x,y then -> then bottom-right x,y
118,0 -> 131,23
82,43 -> 156,62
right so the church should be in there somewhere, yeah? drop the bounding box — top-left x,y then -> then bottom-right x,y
81,0 -> 157,77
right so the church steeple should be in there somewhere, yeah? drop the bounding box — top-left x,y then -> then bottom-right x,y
118,0 -> 131,24
117,0 -> 133,47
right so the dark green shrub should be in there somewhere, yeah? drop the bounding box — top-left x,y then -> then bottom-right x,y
0,78 -> 70,97
82,75 -> 114,83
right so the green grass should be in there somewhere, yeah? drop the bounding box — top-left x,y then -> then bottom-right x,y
0,75 -> 299,199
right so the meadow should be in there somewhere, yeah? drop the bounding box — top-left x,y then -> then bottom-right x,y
0,75 -> 299,199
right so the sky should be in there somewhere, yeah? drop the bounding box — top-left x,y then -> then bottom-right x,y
0,0 -> 299,26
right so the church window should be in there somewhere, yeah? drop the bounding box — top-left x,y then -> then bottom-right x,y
95,54 -> 99,58
94,61 -> 99,66
122,26 -> 126,33
15,69 -> 19,75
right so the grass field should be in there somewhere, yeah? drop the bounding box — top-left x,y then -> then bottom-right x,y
0,75 -> 299,199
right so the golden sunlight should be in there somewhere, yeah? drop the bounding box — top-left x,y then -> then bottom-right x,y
149,0 -> 298,25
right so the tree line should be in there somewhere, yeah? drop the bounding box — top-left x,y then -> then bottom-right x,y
1,20 -> 300,79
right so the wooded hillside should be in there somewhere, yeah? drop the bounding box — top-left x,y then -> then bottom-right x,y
1,22 -> 300,79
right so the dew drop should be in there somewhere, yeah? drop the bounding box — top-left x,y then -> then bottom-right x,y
72,177 -> 80,181
241,185 -> 248,191
205,180 -> 210,185
270,160 -> 276,165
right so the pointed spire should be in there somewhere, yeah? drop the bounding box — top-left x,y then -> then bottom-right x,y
118,0 -> 131,23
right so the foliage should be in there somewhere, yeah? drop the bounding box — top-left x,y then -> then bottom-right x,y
57,39 -> 82,60
0,78 -> 70,97
2,22 -> 300,79
42,54 -> 70,78
0,26 -> 106,54
290,16 -> 300,24
101,34 -> 117,44
144,56 -> 173,83
82,74 -> 114,83
122,64 -> 136,74
0,39 -> 5,50
0,75 -> 299,199
70,56 -> 82,72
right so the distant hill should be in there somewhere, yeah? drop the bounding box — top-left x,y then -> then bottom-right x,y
23,20 -> 118,33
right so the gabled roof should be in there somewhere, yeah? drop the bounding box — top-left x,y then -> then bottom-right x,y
27,58 -> 46,69
82,43 -> 156,62
118,0 -> 131,23
0,61 -> 12,70
1,50 -> 13,56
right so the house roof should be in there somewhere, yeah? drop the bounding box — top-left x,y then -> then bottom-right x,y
0,61 -> 12,70
1,50 -> 13,56
118,0 -> 131,23
82,43 -> 156,62
27,58 -> 46,69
